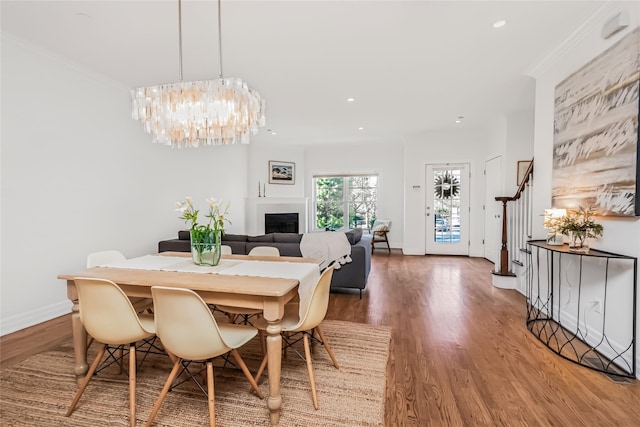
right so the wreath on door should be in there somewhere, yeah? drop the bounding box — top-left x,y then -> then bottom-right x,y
434,172 -> 460,199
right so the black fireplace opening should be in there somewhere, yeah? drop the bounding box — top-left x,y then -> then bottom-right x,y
265,213 -> 299,234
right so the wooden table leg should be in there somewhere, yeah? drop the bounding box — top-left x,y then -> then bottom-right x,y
263,300 -> 286,426
265,320 -> 282,425
67,280 -> 88,386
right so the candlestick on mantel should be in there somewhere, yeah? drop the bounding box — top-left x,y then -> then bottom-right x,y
263,183 -> 266,197
258,181 -> 261,197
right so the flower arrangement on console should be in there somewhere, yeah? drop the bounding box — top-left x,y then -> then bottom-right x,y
176,196 -> 231,265
551,206 -> 603,252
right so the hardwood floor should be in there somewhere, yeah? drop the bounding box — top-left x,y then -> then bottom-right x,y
325,252 -> 640,426
2,252 -> 639,426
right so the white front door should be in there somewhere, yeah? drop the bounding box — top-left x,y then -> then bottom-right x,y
425,163 -> 470,255
483,156 -> 502,266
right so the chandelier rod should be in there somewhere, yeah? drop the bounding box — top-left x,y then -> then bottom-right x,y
178,0 -> 184,81
217,0 -> 223,78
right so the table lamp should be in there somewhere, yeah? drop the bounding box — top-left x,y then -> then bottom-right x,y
544,208 -> 566,245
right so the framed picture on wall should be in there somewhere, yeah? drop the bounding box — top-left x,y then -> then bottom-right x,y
551,27 -> 639,216
517,160 -> 532,186
269,160 -> 295,185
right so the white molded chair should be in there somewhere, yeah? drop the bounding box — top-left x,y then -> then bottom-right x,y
86,250 -> 126,267
220,245 -> 232,255
217,246 -> 281,324
66,278 -> 155,427
145,286 -> 263,427
87,250 -> 153,314
255,265 -> 338,410
248,246 -> 280,256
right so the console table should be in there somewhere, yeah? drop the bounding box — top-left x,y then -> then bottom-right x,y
525,240 -> 637,378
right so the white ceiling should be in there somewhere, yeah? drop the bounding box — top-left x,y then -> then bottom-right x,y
1,1 -> 607,146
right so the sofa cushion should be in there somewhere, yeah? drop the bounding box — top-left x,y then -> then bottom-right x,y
273,233 -> 303,243
224,241 -> 247,254
222,233 -> 248,242
158,239 -> 190,253
248,234 -> 274,242
178,230 -> 190,240
372,224 -> 389,232
345,228 -> 363,244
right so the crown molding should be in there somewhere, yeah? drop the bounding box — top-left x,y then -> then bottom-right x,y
523,2 -> 619,78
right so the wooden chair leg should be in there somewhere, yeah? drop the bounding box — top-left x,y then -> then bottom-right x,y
230,349 -> 263,399
128,343 -> 136,427
66,344 -> 107,416
145,358 -> 182,427
206,361 -> 215,427
165,349 -> 178,364
315,326 -> 339,369
303,334 -> 319,410
310,329 -> 317,354
254,354 -> 268,385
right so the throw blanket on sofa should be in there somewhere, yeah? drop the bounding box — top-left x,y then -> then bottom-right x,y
300,231 -> 352,270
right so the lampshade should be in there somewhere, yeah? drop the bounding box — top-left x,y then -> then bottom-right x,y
131,0 -> 265,148
543,208 -> 567,229
544,208 -> 566,245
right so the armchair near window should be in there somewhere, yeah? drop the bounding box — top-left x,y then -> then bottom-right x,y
368,219 -> 391,253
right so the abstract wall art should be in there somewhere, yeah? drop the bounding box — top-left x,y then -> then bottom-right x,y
268,160 -> 295,185
552,26 -> 639,216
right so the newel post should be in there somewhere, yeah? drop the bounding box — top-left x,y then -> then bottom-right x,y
493,197 -> 515,277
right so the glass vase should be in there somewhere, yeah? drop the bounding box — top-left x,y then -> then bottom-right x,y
190,229 -> 222,266
568,232 -> 590,253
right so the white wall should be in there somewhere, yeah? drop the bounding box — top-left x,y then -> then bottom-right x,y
0,34 -> 249,334
528,2 -> 640,377
304,142 -> 404,249
485,110 -> 534,196
247,145 -> 306,199
505,109 -> 534,195
403,127 -> 488,256
486,115 -> 508,163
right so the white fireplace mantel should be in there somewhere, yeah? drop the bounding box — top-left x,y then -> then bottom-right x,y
245,197 -> 309,236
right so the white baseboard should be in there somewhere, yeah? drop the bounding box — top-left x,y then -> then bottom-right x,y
0,300 -> 72,336
401,247 -> 424,255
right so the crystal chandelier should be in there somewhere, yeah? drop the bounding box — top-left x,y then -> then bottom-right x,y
131,0 -> 265,147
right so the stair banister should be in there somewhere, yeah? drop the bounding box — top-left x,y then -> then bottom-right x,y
492,159 -> 534,276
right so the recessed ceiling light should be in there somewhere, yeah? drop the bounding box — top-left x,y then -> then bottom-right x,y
493,20 -> 506,29
271,132 -> 277,135
358,127 -> 364,131
455,120 -> 462,124
347,98 -> 355,102
455,116 -> 464,124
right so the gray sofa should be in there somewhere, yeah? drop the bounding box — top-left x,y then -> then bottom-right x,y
158,230 -> 371,297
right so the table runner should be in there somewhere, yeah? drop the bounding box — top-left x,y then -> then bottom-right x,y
97,255 -> 320,317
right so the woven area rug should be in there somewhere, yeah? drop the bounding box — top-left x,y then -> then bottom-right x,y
0,320 -> 390,426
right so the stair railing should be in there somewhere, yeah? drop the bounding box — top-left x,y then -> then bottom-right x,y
493,159 -> 534,276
